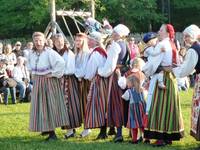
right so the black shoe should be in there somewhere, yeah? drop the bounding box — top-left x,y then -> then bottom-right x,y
107,127 -> 116,136
96,133 -> 108,140
45,134 -> 57,141
114,135 -> 123,143
137,137 -> 143,143
64,133 -> 75,139
144,139 -> 150,144
41,131 -> 49,136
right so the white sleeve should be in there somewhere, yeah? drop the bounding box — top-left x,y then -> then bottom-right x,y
173,48 -> 198,78
48,49 -> 65,78
122,90 -> 130,101
84,52 -> 101,80
142,43 -> 164,77
65,50 -> 75,75
98,42 -> 121,77
118,76 -> 127,89
75,52 -> 90,78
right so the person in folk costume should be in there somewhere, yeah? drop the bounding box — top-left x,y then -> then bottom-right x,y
98,24 -> 130,142
53,33 -> 82,139
121,75 -> 146,144
74,33 -> 92,137
83,31 -> 109,139
117,58 -> 147,143
143,24 -> 184,146
28,32 -> 69,141
173,25 -> 200,141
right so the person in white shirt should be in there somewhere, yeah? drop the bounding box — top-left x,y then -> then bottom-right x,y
53,33 -> 82,139
143,24 -> 184,146
173,24 -> 200,141
74,33 -> 91,137
28,32 -> 69,141
13,56 -> 31,102
83,31 -> 108,140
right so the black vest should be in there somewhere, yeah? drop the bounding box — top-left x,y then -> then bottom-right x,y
191,42 -> 200,74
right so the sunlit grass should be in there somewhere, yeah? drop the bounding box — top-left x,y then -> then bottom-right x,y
0,88 -> 199,150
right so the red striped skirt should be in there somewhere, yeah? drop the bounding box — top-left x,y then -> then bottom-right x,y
84,75 -> 108,129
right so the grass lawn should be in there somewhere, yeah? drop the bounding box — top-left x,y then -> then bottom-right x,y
0,88 -> 200,150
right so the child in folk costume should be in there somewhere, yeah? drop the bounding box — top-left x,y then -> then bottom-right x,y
28,32 -> 69,141
122,75 -> 146,144
117,57 -> 147,142
74,33 -> 92,137
142,32 -> 166,89
84,31 -> 109,139
53,33 -> 82,139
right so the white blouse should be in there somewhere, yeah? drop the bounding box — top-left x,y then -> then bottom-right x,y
142,38 -> 172,77
62,50 -> 75,75
28,47 -> 65,78
84,50 -> 106,80
98,41 -> 121,77
75,51 -> 90,78
173,48 -> 198,78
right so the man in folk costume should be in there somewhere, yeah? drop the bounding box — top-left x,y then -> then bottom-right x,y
173,24 -> 200,140
28,32 -> 69,141
98,24 -> 130,142
143,24 -> 184,146
83,31 -> 109,139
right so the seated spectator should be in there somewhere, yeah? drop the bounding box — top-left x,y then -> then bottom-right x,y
0,59 -> 16,105
13,56 -> 31,103
13,41 -> 24,58
23,42 -> 33,60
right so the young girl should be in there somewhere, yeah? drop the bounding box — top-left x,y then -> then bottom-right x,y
121,75 -> 146,144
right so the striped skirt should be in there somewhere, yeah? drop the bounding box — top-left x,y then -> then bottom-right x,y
107,73 -> 124,127
126,99 -> 146,129
84,76 -> 108,129
61,75 -> 82,129
29,75 -> 69,132
144,72 -> 184,140
78,79 -> 90,121
190,74 -> 200,140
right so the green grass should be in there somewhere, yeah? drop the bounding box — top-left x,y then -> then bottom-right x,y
0,88 -> 200,150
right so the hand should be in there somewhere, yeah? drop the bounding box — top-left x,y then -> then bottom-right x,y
115,68 -> 121,78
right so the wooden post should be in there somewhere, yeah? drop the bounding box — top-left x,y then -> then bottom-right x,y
50,0 -> 56,35
91,0 -> 95,18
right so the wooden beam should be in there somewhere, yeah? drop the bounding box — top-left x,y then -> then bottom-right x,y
57,10 -> 91,17
50,0 -> 56,35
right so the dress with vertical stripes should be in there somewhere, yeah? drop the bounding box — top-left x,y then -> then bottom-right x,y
29,76 -> 70,132
84,76 -> 108,129
61,75 -> 82,129
144,72 -> 184,140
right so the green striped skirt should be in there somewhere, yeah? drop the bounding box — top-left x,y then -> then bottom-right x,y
29,75 -> 70,132
144,72 -> 184,140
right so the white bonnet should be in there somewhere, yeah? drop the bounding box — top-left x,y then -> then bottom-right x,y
88,31 -> 102,43
183,24 -> 200,41
113,24 -> 130,37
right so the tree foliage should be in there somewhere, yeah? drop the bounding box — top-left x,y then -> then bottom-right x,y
0,0 -> 199,39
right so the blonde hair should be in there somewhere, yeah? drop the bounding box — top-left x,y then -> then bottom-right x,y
130,57 -> 145,70
4,44 -> 12,55
74,33 -> 89,54
127,75 -> 141,93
